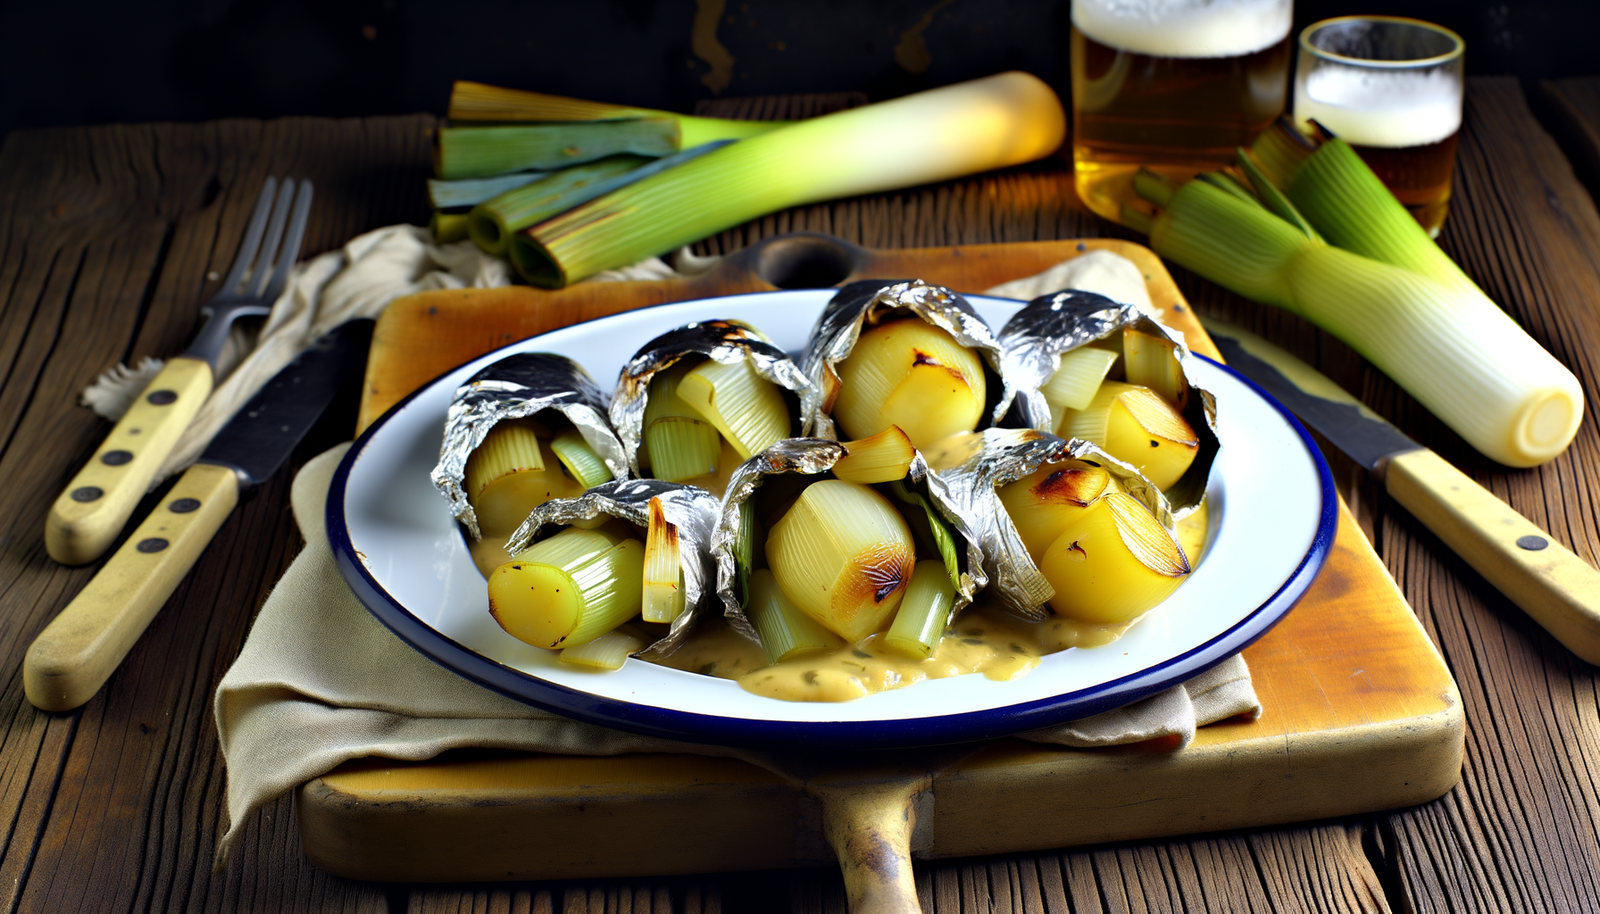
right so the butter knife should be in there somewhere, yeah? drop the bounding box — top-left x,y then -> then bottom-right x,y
25,319 -> 370,712
1202,316 -> 1600,663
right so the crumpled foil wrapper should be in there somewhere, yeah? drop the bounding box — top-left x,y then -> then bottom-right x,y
709,437 -> 987,642
504,478 -> 721,659
994,289 -> 1220,518
432,352 -> 630,540
610,319 -> 813,477
924,427 -> 1178,620
799,279 -> 1006,440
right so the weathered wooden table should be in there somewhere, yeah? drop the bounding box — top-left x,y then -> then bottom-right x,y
2,75 -> 1598,913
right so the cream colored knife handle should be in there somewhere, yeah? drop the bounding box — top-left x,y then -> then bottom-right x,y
1387,448 -> 1600,664
45,356 -> 214,565
26,462 -> 239,711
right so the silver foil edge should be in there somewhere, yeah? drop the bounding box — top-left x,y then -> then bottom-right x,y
503,478 -> 721,658
609,319 -> 813,478
799,279 -> 1005,440
430,352 -> 629,539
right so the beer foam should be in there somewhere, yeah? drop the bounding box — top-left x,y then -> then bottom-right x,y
1071,0 -> 1291,58
1295,66 -> 1462,148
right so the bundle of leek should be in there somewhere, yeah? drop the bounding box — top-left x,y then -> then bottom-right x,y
427,81 -> 786,242
1128,136 -> 1583,468
511,71 -> 1066,287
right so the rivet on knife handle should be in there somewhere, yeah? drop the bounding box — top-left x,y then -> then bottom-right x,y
27,462 -> 239,711
44,357 -> 213,565
1386,449 -> 1600,664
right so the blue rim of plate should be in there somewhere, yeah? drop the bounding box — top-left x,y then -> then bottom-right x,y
328,303 -> 1337,751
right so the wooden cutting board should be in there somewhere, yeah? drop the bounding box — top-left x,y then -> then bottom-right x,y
299,235 -> 1462,883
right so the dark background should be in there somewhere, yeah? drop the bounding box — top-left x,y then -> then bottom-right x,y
1,0 -> 1595,151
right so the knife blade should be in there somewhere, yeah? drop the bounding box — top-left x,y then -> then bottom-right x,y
24,319 -> 371,712
1202,316 -> 1600,663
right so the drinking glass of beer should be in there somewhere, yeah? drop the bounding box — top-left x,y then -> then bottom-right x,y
1070,0 -> 1294,225
1294,16 -> 1465,237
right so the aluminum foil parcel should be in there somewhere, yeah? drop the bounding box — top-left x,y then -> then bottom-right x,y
432,352 -> 628,539
505,479 -> 721,658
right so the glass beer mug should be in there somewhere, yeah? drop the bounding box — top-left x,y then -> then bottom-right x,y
1070,0 -> 1294,225
1294,16 -> 1465,237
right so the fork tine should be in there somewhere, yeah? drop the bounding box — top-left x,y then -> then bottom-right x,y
216,177 -> 278,298
246,178 -> 298,301
258,180 -> 314,306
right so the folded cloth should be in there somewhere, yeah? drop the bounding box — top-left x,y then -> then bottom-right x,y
213,444 -> 1260,868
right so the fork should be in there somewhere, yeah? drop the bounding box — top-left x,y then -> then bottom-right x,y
45,177 -> 314,565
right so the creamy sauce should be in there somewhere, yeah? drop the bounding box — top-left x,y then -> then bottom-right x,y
653,501 -> 1211,703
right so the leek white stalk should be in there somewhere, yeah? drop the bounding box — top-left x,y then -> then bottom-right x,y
832,318 -> 988,449
831,427 -> 916,485
884,560 -> 957,660
1147,176 -> 1584,467
643,361 -> 722,483
511,72 -> 1066,286
765,480 -> 915,642
642,497 -> 685,624
746,569 -> 843,663
548,429 -> 613,490
676,355 -> 791,459
559,629 -> 647,670
487,528 -> 645,649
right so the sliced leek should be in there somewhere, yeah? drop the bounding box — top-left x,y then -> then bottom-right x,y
676,355 -> 791,459
511,72 -> 1066,286
548,428 -> 613,489
430,211 -> 470,244
560,629 -> 648,670
1058,382 -> 1199,491
643,361 -> 722,483
831,427 -> 916,485
1040,346 -> 1121,412
765,480 -> 914,642
884,560 -> 957,660
465,419 -> 584,536
746,569 -> 843,664
832,318 -> 987,450
1122,328 -> 1186,409
488,528 -> 645,649
642,497 -> 686,624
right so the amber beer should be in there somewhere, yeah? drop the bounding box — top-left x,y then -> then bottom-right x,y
1070,0 -> 1293,225
1294,17 -> 1465,237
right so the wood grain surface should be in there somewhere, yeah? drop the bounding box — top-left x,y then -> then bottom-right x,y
0,76 -> 1597,913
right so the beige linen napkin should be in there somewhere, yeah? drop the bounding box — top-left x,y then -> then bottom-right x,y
213,444 -> 1260,867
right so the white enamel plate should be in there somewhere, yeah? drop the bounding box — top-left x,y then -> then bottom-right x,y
329,290 -> 1336,749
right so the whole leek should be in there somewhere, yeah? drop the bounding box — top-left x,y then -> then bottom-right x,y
1140,158 -> 1583,468
511,72 -> 1066,286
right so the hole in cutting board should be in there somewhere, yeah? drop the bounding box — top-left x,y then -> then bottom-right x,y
756,236 -> 855,289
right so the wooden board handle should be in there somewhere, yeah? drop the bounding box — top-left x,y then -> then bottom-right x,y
1387,448 -> 1600,663
45,356 -> 213,565
818,778 -> 928,914
27,462 -> 239,711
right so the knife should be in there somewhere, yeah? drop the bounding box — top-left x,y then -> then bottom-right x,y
1202,316 -> 1600,663
24,319 -> 371,712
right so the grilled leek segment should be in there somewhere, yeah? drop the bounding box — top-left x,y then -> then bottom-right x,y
831,426 -> 917,485
1040,346 -> 1121,415
641,496 -> 686,624
765,479 -> 915,642
1034,491 -> 1190,624
642,361 -> 722,483
675,356 -> 791,459
487,526 -> 645,649
1122,328 -> 1187,409
466,418 -> 587,536
831,318 -> 987,450
559,629 -> 649,670
746,569 -> 845,663
997,459 -> 1117,562
1057,381 -> 1198,490
884,559 -> 958,660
